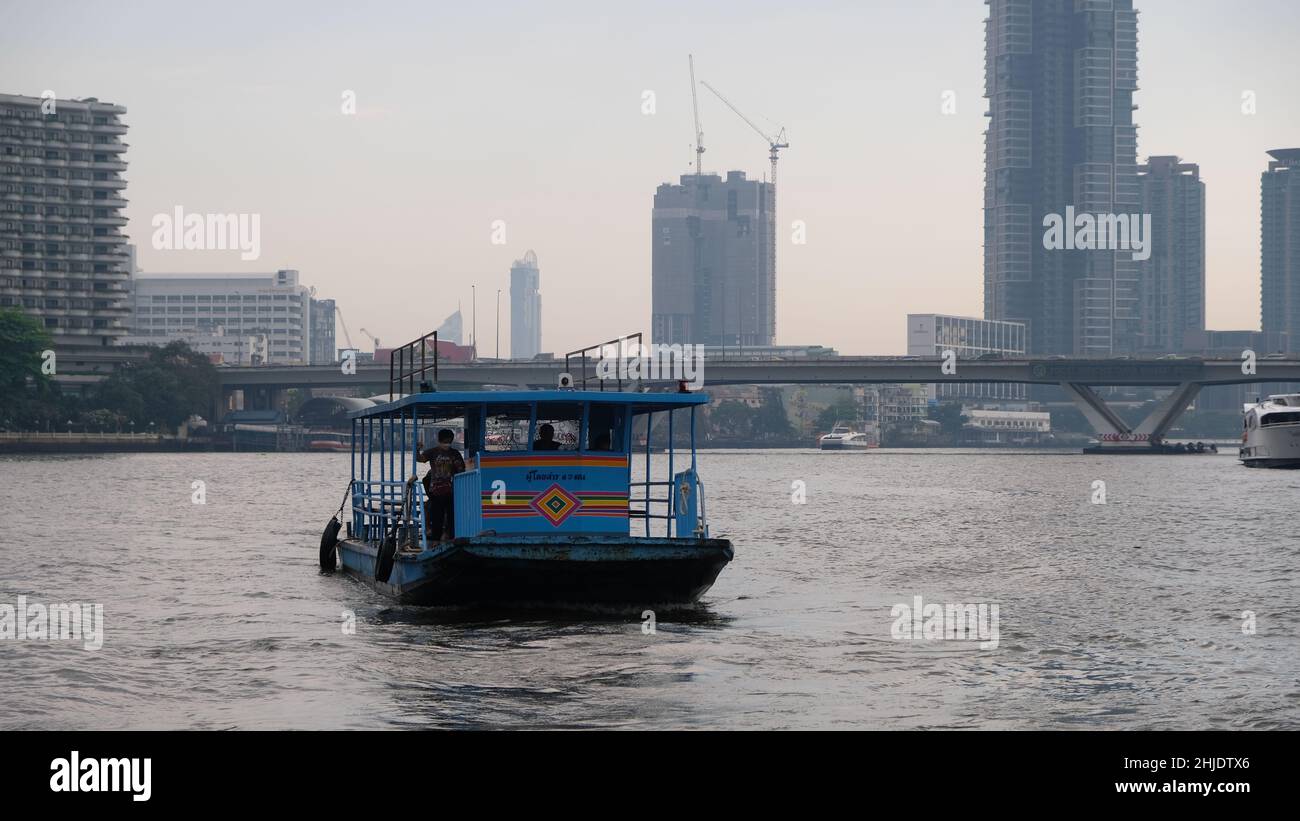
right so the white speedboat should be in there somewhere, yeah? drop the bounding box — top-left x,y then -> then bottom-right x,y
1239,394 -> 1300,468
818,422 -> 877,450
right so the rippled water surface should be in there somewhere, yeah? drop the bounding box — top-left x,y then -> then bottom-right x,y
1,449 -> 1297,729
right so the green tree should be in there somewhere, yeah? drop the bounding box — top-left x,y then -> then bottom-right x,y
928,401 -> 968,441
814,400 -> 860,433
93,341 -> 219,432
708,400 -> 757,442
81,408 -> 127,433
0,308 -> 53,395
753,388 -> 794,441
0,309 -> 67,430
1049,404 -> 1091,434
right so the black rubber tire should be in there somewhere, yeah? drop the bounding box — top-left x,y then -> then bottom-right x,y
374,482 -> 410,583
319,516 -> 341,572
375,534 -> 397,582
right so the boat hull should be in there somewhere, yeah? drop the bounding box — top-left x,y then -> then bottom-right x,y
336,534 -> 734,609
1240,426 -> 1300,468
819,437 -> 875,450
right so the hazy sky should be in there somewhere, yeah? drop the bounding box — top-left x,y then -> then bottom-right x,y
3,0 -> 1297,355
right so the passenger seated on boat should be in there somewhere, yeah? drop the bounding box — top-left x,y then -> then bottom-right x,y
417,428 -> 466,542
533,423 -> 561,451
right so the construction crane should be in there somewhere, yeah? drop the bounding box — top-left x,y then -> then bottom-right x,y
699,80 -> 789,185
359,327 -> 380,351
689,54 -> 705,176
334,305 -> 356,350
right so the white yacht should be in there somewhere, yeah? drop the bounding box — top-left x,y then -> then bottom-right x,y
1240,394 -> 1300,468
819,422 -> 877,450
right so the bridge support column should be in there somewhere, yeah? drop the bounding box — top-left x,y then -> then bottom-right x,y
1060,382 -> 1130,437
1061,381 -> 1202,450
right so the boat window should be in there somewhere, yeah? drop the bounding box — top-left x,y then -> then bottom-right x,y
415,414 -> 466,454
586,404 -> 627,452
1261,411 -> 1300,426
533,402 -> 582,451
484,404 -> 532,452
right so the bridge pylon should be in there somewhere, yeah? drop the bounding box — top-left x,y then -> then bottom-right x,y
1061,381 -> 1203,450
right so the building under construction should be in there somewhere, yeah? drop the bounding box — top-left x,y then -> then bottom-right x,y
651,170 -> 776,347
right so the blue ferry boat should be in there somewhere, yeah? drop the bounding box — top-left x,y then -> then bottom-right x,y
317,333 -> 733,609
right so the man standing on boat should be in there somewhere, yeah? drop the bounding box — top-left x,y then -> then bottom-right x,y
417,428 -> 465,543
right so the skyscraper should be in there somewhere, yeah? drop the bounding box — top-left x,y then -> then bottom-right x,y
510,250 -> 541,360
1139,156 -> 1205,352
309,297 -> 336,364
652,170 -> 775,347
436,308 -> 463,346
1261,148 -> 1300,352
983,0 -> 1141,355
0,93 -> 132,348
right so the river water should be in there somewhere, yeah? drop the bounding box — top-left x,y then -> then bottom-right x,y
1,449 -> 1296,729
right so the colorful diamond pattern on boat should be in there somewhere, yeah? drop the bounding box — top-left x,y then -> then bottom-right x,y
528,483 -> 582,526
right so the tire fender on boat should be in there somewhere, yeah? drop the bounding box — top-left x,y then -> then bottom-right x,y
375,534 -> 397,583
319,516 -> 341,572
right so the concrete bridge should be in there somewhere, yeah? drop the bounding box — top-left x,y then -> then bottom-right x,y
219,356 -> 1300,451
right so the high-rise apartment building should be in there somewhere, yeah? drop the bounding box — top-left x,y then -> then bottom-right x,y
0,93 -> 131,348
509,250 -> 541,360
652,170 -> 775,347
1261,148 -> 1300,352
308,297 -> 336,365
1139,156 -> 1205,352
983,0 -> 1141,355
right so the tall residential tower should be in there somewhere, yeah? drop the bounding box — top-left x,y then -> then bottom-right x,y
1261,148 -> 1300,352
652,170 -> 775,347
510,250 -> 541,360
1138,155 -> 1205,352
983,0 -> 1141,355
0,93 -> 132,349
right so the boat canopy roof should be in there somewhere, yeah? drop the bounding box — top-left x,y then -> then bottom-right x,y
349,389 -> 709,420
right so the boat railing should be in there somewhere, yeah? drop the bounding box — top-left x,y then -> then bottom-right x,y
351,478 -> 426,548
695,475 -> 709,538
563,332 -> 643,391
629,479 -> 675,536
389,330 -> 439,397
